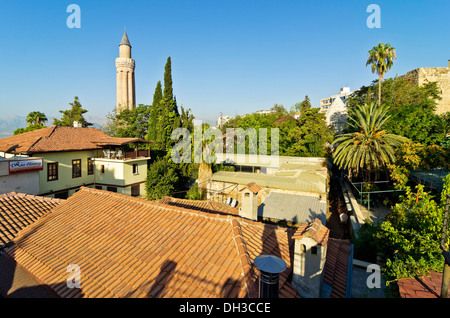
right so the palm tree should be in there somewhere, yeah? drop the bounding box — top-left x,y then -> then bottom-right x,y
366,43 -> 397,105
333,102 -> 408,181
26,111 -> 47,126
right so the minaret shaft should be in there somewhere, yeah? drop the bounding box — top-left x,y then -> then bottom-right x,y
116,29 -> 135,113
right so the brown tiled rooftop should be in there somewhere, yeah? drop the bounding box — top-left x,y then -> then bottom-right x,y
0,192 -> 63,248
398,271 -> 449,298
2,187 -> 299,298
241,182 -> 262,194
0,126 -> 149,154
159,196 -> 239,216
292,218 -> 330,246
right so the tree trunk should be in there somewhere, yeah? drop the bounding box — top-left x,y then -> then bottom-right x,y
198,161 -> 213,196
378,74 -> 383,105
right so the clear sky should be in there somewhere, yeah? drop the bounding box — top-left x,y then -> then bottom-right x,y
0,0 -> 449,127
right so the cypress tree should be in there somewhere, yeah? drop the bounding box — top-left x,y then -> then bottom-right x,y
152,80 -> 163,107
163,56 -> 173,100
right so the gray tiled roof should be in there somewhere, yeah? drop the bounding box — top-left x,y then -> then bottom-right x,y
258,192 -> 327,224
211,170 -> 327,194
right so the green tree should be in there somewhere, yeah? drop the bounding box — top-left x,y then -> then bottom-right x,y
346,78 -> 445,146
333,102 -> 408,181
283,108 -> 334,157
115,104 -> 151,140
26,111 -> 47,126
375,175 -> 450,283
291,95 -> 312,114
145,158 -> 179,200
14,124 -> 46,136
53,96 -> 93,127
14,111 -> 48,135
366,43 -> 397,105
164,57 -> 174,101
152,80 -> 163,107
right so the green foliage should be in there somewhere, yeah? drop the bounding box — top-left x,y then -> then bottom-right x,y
375,176 -> 450,282
366,43 -> 397,104
163,57 -> 174,101
347,78 -> 446,146
291,95 -> 311,114
333,102 -> 408,180
26,111 -> 47,126
14,111 -> 48,135
284,108 -> 334,157
115,104 -> 151,140
223,103 -> 333,157
53,96 -> 92,127
145,158 -> 179,200
185,182 -> 204,200
353,220 -> 380,263
13,124 -> 46,135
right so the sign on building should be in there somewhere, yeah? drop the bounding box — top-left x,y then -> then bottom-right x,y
9,158 -> 43,174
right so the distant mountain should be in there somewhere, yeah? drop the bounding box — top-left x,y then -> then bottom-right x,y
0,114 -> 105,137
0,115 -> 27,137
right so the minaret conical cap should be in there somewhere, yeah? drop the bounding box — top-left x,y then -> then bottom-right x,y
119,28 -> 131,47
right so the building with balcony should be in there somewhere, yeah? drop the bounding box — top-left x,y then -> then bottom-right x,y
0,126 -> 151,199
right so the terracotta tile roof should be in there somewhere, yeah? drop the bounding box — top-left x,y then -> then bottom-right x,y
0,126 -> 55,153
159,197 -> 239,216
292,218 -> 330,246
0,126 -> 150,154
241,182 -> 262,194
398,271 -> 448,298
0,192 -> 63,249
323,238 -> 352,298
4,187 -> 298,298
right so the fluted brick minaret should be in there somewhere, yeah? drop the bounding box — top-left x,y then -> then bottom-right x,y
116,28 -> 136,113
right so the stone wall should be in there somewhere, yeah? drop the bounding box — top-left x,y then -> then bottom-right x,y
402,62 -> 450,115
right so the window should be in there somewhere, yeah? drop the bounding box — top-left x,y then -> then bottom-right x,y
95,186 -> 103,190
72,159 -> 81,178
107,186 -> 117,193
132,163 -> 138,174
47,162 -> 58,181
101,165 -> 105,174
54,191 -> 68,199
311,246 -> 318,255
131,185 -> 140,197
88,158 -> 94,175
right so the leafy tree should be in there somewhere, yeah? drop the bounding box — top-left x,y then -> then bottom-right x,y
115,104 -> 151,140
333,102 -> 408,181
53,96 -> 92,127
14,111 -> 48,135
14,124 -> 46,136
375,175 -> 450,283
346,78 -> 445,146
366,43 -> 397,105
185,182 -> 204,200
145,158 -> 179,200
291,95 -> 312,114
164,57 -> 174,101
26,111 -> 47,126
282,108 -> 334,157
152,80 -> 163,107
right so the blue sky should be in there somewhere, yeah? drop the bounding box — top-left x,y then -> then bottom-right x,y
0,0 -> 449,127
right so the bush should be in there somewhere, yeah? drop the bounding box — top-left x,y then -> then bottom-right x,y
145,158 -> 179,200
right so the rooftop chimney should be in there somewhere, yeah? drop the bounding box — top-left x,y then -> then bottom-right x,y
238,182 -> 261,221
254,255 -> 287,298
73,121 -> 82,128
292,218 -> 330,298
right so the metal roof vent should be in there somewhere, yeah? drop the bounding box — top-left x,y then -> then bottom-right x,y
254,255 -> 287,298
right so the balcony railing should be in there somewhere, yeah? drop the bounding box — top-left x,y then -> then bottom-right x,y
98,149 -> 150,160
